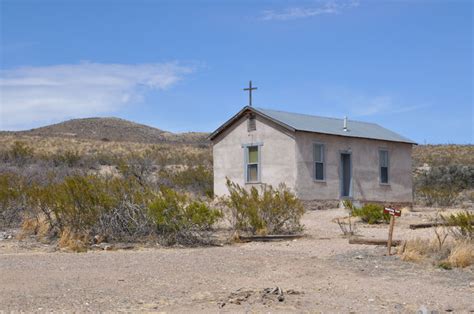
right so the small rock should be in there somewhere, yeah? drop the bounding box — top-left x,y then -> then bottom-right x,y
394,303 -> 404,310
417,305 -> 428,314
99,243 -> 113,250
469,282 -> 474,288
368,298 -> 375,302
355,255 -> 364,259
278,295 -> 285,302
444,305 -> 454,312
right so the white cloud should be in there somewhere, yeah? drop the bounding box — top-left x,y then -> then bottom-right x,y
0,62 -> 195,130
261,0 -> 359,21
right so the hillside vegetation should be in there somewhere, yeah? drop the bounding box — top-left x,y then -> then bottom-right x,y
0,117 -> 209,145
412,144 -> 474,167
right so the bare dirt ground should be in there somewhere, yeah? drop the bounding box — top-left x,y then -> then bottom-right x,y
1,208 -> 473,313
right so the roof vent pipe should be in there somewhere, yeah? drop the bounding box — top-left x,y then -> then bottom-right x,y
343,116 -> 348,132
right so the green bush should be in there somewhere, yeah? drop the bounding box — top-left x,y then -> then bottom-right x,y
442,211 -> 474,240
222,179 -> 304,235
24,173 -> 222,245
352,203 -> 390,224
148,187 -> 221,245
27,175 -> 116,233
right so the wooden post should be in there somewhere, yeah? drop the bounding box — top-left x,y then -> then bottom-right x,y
387,215 -> 395,255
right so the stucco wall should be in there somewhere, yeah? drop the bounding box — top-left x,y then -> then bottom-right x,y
294,132 -> 413,203
212,114 -> 296,196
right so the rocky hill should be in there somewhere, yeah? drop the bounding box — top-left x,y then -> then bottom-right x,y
0,117 -> 210,145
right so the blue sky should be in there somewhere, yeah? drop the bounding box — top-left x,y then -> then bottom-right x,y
0,0 -> 472,144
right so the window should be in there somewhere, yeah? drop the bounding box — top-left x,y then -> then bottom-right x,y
246,145 -> 260,182
379,149 -> 389,184
314,143 -> 325,181
247,115 -> 256,132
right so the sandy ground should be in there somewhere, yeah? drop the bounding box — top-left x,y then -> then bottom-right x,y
0,208 -> 473,313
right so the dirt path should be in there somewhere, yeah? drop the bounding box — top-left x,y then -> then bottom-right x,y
1,209 -> 473,312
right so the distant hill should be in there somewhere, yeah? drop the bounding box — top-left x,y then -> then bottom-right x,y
0,117 -> 210,145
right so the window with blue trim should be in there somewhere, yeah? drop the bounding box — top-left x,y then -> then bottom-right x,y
379,149 -> 389,184
314,143 -> 325,181
246,146 -> 259,182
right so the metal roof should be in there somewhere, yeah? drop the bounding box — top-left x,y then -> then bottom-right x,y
210,106 -> 416,144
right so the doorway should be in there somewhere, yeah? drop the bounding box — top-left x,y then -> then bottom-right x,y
340,153 -> 352,198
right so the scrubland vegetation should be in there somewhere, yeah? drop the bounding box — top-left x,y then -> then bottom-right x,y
413,144 -> 474,207
223,179 -> 304,235
399,210 -> 474,269
0,139 -> 305,250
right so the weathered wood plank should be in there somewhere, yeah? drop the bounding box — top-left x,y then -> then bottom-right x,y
238,234 -> 305,242
409,222 -> 474,229
349,237 -> 401,246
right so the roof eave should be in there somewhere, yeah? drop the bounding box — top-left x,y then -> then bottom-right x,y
293,129 -> 417,145
208,106 -> 295,141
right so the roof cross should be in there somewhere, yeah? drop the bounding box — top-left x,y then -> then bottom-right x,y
243,80 -> 257,107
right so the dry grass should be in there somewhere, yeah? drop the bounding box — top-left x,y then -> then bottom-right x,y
448,241 -> 474,268
17,215 -> 50,240
399,238 -> 432,262
399,237 -> 474,268
58,228 -> 90,253
0,134 -> 207,158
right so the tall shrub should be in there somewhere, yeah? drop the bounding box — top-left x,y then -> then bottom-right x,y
222,179 -> 305,235
148,187 -> 222,245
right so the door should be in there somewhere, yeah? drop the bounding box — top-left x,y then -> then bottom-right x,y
340,153 -> 352,198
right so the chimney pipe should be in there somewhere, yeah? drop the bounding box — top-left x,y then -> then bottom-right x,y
343,116 -> 348,131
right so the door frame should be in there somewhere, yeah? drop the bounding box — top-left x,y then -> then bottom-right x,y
339,151 -> 353,199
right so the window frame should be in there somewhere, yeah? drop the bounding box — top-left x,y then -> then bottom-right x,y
243,143 -> 262,183
313,142 -> 326,182
379,149 -> 390,185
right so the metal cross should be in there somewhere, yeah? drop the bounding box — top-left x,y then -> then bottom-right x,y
243,80 -> 257,107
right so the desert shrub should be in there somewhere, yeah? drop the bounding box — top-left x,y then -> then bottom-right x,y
148,187 -> 222,245
18,170 -> 223,247
222,179 -> 304,235
442,211 -> 474,240
117,153 -> 155,186
50,150 -> 82,167
161,165 -> 213,197
3,141 -> 34,166
352,203 -> 390,224
417,186 -> 458,207
92,177 -> 155,240
27,175 -> 116,233
415,165 -> 474,206
0,173 -> 26,228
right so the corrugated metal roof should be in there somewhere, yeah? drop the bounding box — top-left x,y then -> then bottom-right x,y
253,107 -> 416,144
